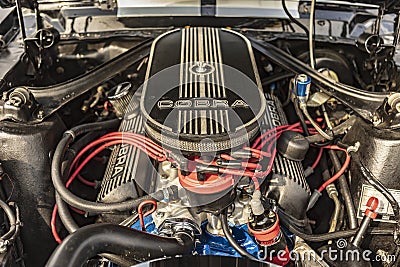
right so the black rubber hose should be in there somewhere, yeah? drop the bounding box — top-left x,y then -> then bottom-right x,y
56,127 -> 111,232
328,150 -> 358,229
294,101 -> 310,136
65,118 -> 120,138
220,210 -> 259,261
280,215 -> 394,242
0,199 -> 16,240
51,120 -> 170,213
55,193 -> 78,233
277,208 -> 314,228
261,72 -> 294,87
281,0 -> 309,35
56,194 -> 140,266
60,120 -> 119,179
65,130 -> 107,162
45,223 -> 194,267
62,131 -> 107,187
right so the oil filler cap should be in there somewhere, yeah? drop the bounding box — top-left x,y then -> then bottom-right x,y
108,82 -> 136,118
277,131 -> 309,161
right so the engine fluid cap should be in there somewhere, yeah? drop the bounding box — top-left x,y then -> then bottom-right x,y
140,27 -> 267,154
365,197 -> 379,219
108,82 -> 136,118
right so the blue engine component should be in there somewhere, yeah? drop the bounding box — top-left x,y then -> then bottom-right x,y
130,216 -> 258,258
196,222 -> 259,257
122,215 -> 295,264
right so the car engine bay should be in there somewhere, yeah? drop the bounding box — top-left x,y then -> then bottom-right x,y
0,0 -> 399,266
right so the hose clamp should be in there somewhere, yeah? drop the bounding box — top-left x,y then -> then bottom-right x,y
162,185 -> 179,203
64,130 -> 76,141
347,142 -> 360,154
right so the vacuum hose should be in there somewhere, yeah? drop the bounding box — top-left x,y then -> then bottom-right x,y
45,223 -> 194,267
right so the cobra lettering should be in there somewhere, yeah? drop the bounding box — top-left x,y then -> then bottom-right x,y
157,99 -> 249,109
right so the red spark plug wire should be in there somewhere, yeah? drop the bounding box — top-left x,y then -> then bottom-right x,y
51,133 -> 168,243
317,145 -> 350,193
311,148 -> 324,170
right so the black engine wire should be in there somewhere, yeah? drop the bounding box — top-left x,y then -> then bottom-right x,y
220,209 -> 259,262
281,0 -> 309,35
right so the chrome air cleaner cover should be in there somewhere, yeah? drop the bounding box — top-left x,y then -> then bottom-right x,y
141,27 -> 266,153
